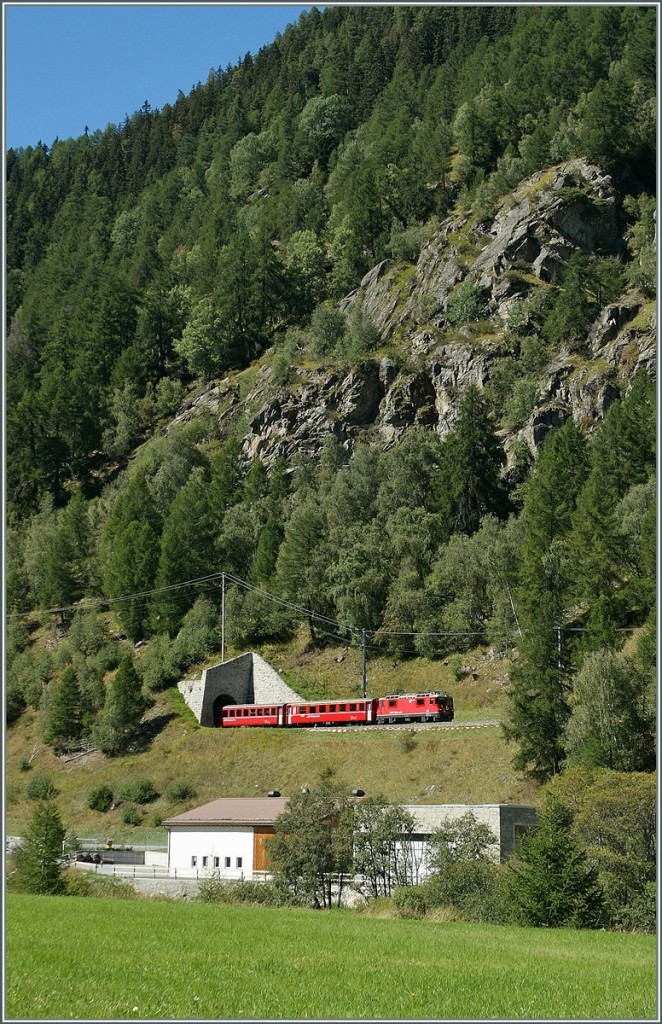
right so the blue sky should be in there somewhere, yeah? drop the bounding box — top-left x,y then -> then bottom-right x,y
4,3 -> 320,150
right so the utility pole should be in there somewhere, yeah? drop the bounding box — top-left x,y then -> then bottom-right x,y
221,573 -> 226,664
361,628 -> 367,698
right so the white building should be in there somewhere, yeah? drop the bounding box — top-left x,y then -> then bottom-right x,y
162,796 -> 289,879
162,797 -> 537,881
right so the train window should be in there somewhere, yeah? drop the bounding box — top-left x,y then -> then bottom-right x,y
389,699 -> 397,707
349,703 -> 357,711
339,704 -> 346,711
416,698 -> 425,705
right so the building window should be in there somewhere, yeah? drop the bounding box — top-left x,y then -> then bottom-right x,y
202,856 -> 208,868
236,857 -> 243,869
214,857 -> 220,868
191,856 -> 197,868
225,857 -> 231,868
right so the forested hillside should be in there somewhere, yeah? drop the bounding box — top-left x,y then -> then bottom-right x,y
6,5 -> 656,788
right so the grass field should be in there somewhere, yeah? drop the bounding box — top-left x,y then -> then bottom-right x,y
6,894 -> 657,1020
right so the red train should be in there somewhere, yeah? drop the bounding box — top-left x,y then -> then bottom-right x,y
219,691 -> 454,728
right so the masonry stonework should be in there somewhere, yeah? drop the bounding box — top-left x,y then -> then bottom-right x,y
178,652 -> 302,726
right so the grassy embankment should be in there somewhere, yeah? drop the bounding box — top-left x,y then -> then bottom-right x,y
6,628 -> 537,844
6,893 -> 657,1020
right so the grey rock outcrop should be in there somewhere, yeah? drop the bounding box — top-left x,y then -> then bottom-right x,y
171,160 -> 654,473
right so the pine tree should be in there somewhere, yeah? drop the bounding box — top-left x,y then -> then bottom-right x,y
14,801 -> 66,895
92,654 -> 149,756
569,434 -> 623,601
438,384 -> 506,538
44,666 -> 83,753
151,469 -> 216,635
505,421 -> 588,780
507,797 -> 606,928
505,578 -> 568,781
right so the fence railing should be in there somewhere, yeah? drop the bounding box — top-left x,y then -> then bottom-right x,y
68,862 -> 250,881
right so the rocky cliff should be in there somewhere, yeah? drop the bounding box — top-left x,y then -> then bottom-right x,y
172,159 -> 656,472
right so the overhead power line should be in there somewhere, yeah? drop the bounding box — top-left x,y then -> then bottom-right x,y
8,568 -> 640,642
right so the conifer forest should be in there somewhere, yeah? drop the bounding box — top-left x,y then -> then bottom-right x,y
5,4 -> 657,904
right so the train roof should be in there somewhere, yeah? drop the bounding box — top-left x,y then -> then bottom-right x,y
380,691 -> 452,699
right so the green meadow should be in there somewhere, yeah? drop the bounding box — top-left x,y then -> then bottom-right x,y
6,894 -> 657,1020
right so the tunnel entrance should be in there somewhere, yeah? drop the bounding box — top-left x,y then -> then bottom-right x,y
212,694 -> 237,727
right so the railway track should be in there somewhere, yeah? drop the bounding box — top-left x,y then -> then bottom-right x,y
305,719 -> 500,733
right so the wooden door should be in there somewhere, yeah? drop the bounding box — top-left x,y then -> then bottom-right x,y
253,827 -> 276,872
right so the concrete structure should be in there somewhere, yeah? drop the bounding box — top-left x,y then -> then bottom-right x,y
162,797 -> 538,882
400,803 -> 539,876
163,796 -> 289,879
178,652 -> 302,727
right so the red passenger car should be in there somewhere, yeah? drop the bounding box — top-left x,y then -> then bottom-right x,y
376,691 -> 454,724
221,704 -> 287,727
286,698 -> 377,727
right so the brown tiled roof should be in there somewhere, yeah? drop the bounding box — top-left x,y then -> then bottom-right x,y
162,796 -> 290,828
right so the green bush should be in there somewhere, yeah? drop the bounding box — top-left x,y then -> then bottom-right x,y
7,686 -> 27,726
425,862 -> 513,924
94,642 -> 122,675
165,781 -> 197,803
121,806 -> 143,826
445,281 -> 485,326
392,884 -> 431,918
117,778 -> 158,804
87,785 -> 114,813
137,634 -> 178,692
24,774 -> 58,801
197,876 -> 282,906
66,871 -> 139,899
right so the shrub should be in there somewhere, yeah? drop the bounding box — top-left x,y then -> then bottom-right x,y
67,609 -> 107,657
445,281 -> 485,326
24,774 -> 58,801
449,654 -> 464,681
121,806 -> 143,826
396,730 -> 417,754
309,302 -> 346,357
392,884 -> 431,918
197,876 -> 281,906
117,778 -> 158,804
7,686 -> 27,726
137,633 -> 178,692
425,862 -> 512,924
66,871 -> 139,899
171,597 -> 220,670
87,785 -> 114,813
164,781 -> 197,803
94,642 -> 122,674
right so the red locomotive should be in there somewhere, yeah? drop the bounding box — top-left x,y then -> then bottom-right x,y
376,691 -> 454,724
219,692 -> 453,728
